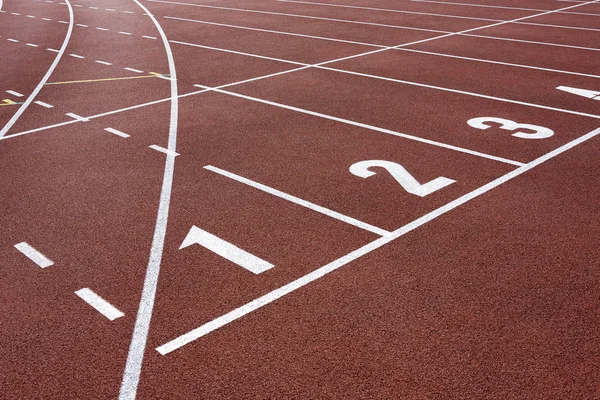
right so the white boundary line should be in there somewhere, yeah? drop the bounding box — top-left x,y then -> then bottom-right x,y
278,0 -> 600,32
166,15 -> 600,79
409,0 -> 600,17
204,165 -> 391,236
194,85 -> 525,166
75,288 -> 125,320
156,126 -> 600,355
0,0 -> 73,137
118,0 -> 179,399
150,0 -> 600,52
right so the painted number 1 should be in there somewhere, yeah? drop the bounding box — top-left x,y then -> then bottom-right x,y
349,160 -> 455,197
467,117 -> 554,139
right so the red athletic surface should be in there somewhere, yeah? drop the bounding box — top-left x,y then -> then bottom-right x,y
1,0 -> 599,398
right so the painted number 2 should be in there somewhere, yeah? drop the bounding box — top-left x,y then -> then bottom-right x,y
349,160 -> 455,197
467,117 -> 554,139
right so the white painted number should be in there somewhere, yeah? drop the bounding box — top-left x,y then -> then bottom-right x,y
467,117 -> 554,139
349,160 -> 455,197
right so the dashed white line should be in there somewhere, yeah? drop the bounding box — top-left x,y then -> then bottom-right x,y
47,48 -> 60,52
76,23 -> 88,27
34,100 -> 53,108
65,112 -> 89,122
6,90 -> 24,97
69,53 -> 85,58
142,35 -> 157,39
148,144 -> 179,156
14,242 -> 54,268
124,67 -> 143,73
104,127 -> 130,138
95,60 -> 112,65
7,38 -> 19,42
26,43 -> 39,47
118,31 -> 133,35
96,27 -> 109,31
75,288 -> 124,321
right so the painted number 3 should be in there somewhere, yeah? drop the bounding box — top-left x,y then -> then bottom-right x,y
468,117 -> 554,139
350,160 -> 455,197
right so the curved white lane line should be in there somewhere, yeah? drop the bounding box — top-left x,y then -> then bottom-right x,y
0,0 -> 74,137
118,1 -> 178,399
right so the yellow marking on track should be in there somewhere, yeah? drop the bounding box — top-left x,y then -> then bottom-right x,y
0,99 -> 20,106
45,73 -> 169,85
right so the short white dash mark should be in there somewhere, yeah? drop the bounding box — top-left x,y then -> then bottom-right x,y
95,60 -> 112,65
34,101 -> 54,108
65,112 -> 89,122
148,144 -> 179,156
26,43 -> 39,47
104,127 -> 130,138
7,38 -> 19,43
14,242 -> 54,268
69,53 -> 85,59
180,226 -> 274,274
76,23 -> 88,27
47,48 -> 60,52
118,31 -> 132,35
75,288 -> 124,321
96,27 -> 109,31
142,35 -> 157,40
6,90 -> 24,97
124,67 -> 143,73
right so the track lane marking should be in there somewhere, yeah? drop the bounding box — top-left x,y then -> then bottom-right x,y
34,100 -> 53,108
6,90 -> 24,97
148,144 -> 179,156
180,226 -> 275,274
75,288 -> 124,320
156,126 -> 600,355
118,0 -> 179,398
166,15 -> 600,79
0,0 -> 73,137
278,0 -> 600,32
205,165 -> 391,236
4,0 -> 597,146
46,74 -> 162,85
410,0 -> 600,17
149,0 -> 600,52
14,242 -> 54,268
104,127 -> 130,138
65,112 -> 89,121
193,85 -> 525,166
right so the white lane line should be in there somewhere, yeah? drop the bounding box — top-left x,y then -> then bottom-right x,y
180,226 -> 275,274
89,6 -> 99,9
69,53 -> 85,58
171,40 -> 304,66
47,48 -> 60,52
65,112 -> 89,121
7,38 -> 19,42
166,15 -> 600,80
95,60 -> 112,65
26,14 -> 36,18
410,0 -> 600,17
148,144 -> 179,156
76,23 -> 88,27
205,165 -> 391,236
34,100 -> 53,108
119,0 -> 179,396
194,85 -> 525,166
26,43 -> 39,47
164,16 -> 380,48
41,17 -> 52,21
0,0 -> 73,138
123,10 -> 135,14
58,20 -> 68,23
118,31 -> 133,35
75,288 -> 124,321
14,242 -> 54,268
96,27 -> 109,31
6,90 -> 24,97
156,126 -> 600,355
124,67 -> 144,73
151,0 -> 600,52
142,35 -> 157,39
105,8 -> 116,11
279,0 -> 600,32
104,127 -> 130,137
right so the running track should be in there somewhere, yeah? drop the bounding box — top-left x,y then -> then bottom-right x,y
1,0 -> 599,398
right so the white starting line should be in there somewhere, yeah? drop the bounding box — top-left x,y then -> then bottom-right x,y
75,288 -> 124,320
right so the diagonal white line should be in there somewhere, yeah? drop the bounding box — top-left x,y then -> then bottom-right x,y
75,288 -> 124,320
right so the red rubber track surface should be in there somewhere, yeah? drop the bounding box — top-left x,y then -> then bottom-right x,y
1,0 -> 599,398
